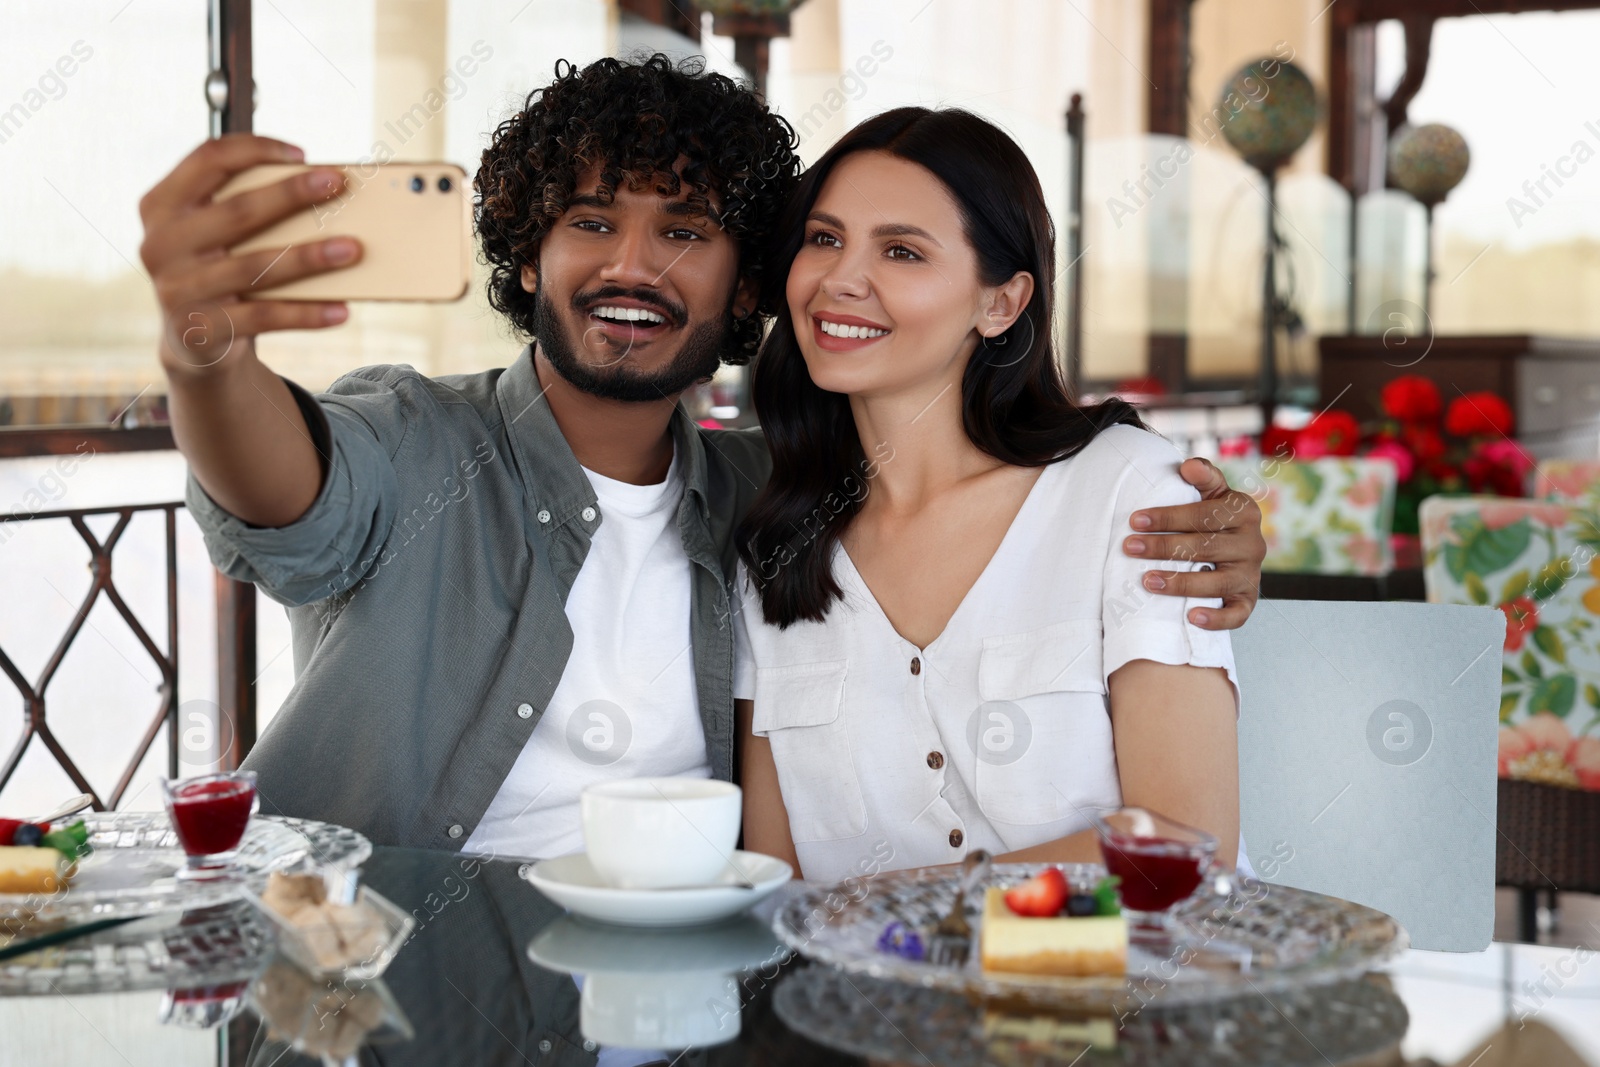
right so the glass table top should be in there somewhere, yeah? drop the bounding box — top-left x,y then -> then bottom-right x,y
2,845 -> 1596,1066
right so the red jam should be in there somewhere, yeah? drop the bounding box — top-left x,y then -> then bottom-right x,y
168,779 -> 255,856
171,980 -> 249,1004
1101,836 -> 1207,913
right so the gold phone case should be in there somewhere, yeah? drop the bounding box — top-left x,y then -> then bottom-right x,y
213,162 -> 472,302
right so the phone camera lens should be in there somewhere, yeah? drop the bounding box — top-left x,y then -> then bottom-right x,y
410,175 -> 425,193
437,175 -> 453,193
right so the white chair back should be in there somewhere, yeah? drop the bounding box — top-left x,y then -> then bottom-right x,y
1233,599 -> 1504,951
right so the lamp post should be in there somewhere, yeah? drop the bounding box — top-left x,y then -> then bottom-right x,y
1218,59 -> 1319,429
694,0 -> 809,98
1388,123 -> 1470,322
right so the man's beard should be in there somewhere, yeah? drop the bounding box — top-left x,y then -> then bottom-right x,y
531,286 -> 727,403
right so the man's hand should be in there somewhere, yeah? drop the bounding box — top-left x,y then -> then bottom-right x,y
140,134 -> 359,375
140,134 -> 362,528
1123,457 -> 1265,630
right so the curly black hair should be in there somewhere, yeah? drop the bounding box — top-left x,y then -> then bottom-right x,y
475,54 -> 801,365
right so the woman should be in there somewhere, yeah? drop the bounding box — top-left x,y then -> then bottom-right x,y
733,107 -> 1244,884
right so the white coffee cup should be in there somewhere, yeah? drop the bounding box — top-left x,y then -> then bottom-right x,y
581,972 -> 740,1048
579,777 -> 741,889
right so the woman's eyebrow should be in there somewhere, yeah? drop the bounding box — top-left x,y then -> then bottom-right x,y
806,211 -> 941,247
872,222 -> 942,247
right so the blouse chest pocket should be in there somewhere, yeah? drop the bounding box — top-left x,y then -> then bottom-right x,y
970,620 -> 1118,828
978,619 -> 1105,701
752,660 -> 867,843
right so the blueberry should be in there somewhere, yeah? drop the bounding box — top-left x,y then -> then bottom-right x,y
12,824 -> 42,847
1065,893 -> 1098,917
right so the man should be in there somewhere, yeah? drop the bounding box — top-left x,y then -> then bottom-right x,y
139,55 -> 1266,853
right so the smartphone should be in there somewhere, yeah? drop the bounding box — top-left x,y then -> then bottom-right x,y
213,162 -> 472,302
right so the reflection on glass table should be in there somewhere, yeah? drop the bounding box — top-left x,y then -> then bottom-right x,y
528,913 -> 789,1049
0,846 -> 1596,1067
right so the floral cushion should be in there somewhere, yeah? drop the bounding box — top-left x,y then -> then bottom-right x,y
1419,496 -> 1600,791
1534,459 -> 1600,508
1217,457 -> 1397,576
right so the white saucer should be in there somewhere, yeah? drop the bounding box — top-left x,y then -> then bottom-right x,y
522,850 -> 792,928
527,913 -> 787,976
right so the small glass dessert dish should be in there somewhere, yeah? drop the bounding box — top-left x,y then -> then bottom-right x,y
160,771 -> 259,881
1090,806 -> 1218,947
250,955 -> 414,1059
243,868 -> 414,980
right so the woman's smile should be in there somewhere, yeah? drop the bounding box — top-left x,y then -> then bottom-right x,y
811,311 -> 892,352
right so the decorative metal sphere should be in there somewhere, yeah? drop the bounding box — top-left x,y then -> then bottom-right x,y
1218,59 -> 1319,173
1388,123 -> 1470,208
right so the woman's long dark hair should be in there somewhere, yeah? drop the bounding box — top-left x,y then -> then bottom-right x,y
736,107 -> 1145,628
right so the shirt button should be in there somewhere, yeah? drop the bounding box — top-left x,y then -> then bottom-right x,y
582,1040 -> 597,1052
517,863 -> 531,878
910,656 -> 921,675
949,828 -> 964,848
516,702 -> 534,719
927,751 -> 944,770
447,824 -> 463,839
537,1038 -> 552,1053
536,509 -> 551,523
581,506 -> 597,522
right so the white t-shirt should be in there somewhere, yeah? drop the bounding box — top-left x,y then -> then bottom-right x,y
734,425 -> 1249,883
465,450 -> 708,861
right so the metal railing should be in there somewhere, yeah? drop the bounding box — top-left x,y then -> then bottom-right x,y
0,502 -> 182,810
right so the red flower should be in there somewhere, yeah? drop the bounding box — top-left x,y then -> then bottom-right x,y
1445,392 -> 1514,437
1218,435 -> 1253,457
1401,424 -> 1446,464
1426,462 -> 1466,491
1261,424 -> 1298,460
1500,596 -> 1539,651
1364,436 -> 1415,482
1295,410 -> 1361,458
1381,375 -> 1442,422
1464,438 -> 1535,497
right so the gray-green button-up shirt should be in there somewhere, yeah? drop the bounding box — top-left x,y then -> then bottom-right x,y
186,346 -> 771,850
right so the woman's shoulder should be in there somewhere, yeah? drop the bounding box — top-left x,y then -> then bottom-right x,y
1054,422 -> 1185,482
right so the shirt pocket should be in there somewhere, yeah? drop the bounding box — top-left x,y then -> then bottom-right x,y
970,620 -> 1117,827
752,660 -> 867,843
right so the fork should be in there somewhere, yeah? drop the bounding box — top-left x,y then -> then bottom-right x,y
926,848 -> 992,967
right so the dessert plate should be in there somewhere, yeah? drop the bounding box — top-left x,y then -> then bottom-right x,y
775,964 -> 1411,1067
0,900 -> 275,997
0,812 -> 372,925
523,850 -> 791,928
773,862 -> 1407,1011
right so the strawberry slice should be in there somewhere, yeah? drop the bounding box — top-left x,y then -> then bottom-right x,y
1003,867 -> 1069,917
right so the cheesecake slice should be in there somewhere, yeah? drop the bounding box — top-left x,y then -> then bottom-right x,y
0,846 -> 71,894
979,886 -> 1127,977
